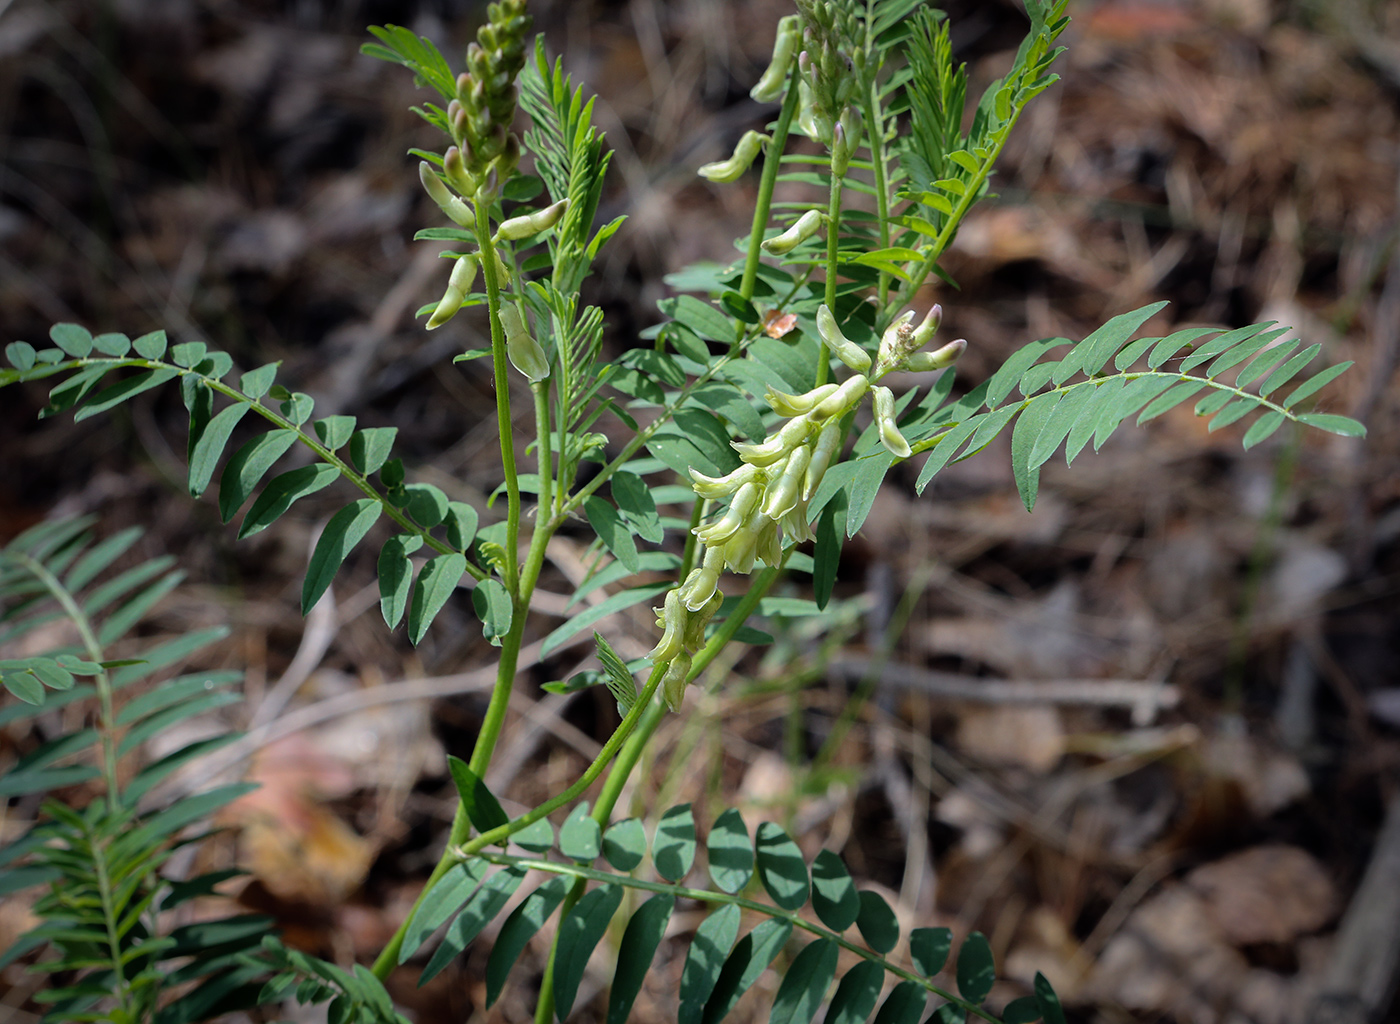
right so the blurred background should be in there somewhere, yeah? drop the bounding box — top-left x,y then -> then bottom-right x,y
3,0 -> 1400,1021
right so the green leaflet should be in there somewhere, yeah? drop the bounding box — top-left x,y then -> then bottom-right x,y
603,818 -> 646,871
706,808 -> 753,894
856,890 -> 900,954
680,904 -> 741,1024
701,918 -> 793,1024
956,931 -> 996,1005
872,980 -> 926,1024
653,804 -> 697,882
218,430 -> 300,523
470,576 -> 512,646
486,877 -> 571,1007
447,757 -> 509,837
377,535 -> 417,629
768,939 -> 838,1024
419,866 -> 527,985
755,822 -> 808,911
409,553 -> 466,645
583,496 -> 641,573
560,802 -> 602,861
911,926 -> 953,976
236,460 -> 335,532
302,501 -> 380,613
824,960 -> 884,1024
349,427 -> 398,475
552,884 -> 624,1020
398,860 -> 488,963
810,850 -> 860,931
607,894 -> 676,1024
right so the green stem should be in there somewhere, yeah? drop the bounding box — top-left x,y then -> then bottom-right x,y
16,552 -> 118,810
738,63 -> 803,309
477,201 -> 521,592
817,169 -> 844,386
863,75 -> 892,308
533,379 -> 554,525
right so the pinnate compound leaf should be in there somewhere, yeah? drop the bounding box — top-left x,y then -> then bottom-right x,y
302,501 -> 380,613
420,865 -> 528,985
1136,380 -> 1206,424
768,939 -> 838,1024
447,756 -> 509,836
680,904 -> 741,1024
603,818 -> 646,871
398,860 -> 487,963
910,926 -> 953,977
755,822 -> 808,911
654,804 -> 697,881
2,670 -> 45,705
706,807 -> 753,894
871,981 -> 926,1024
594,632 -> 638,713
219,430 -> 299,522
560,802 -> 601,861
471,577 -> 512,646
956,931 -> 995,1005
810,849 -> 860,931
823,960 -> 884,1024
377,536 -> 416,628
701,918 -> 793,1024
856,890 -> 900,953
486,877 -> 570,1007
607,895 -> 676,1024
553,884 -> 624,1020
985,339 -> 1059,407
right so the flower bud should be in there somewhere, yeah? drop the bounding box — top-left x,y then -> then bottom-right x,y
662,652 -> 693,711
831,106 -> 861,177
683,590 -> 723,652
723,524 -> 759,574
648,589 -> 686,663
877,310 -> 916,369
698,130 -> 767,183
903,338 -> 966,372
872,385 -> 911,458
690,463 -> 760,499
755,517 -> 782,567
443,146 -> 477,197
765,382 -> 838,417
812,374 -> 869,418
496,198 -> 568,240
500,305 -> 550,381
797,80 -> 821,140
803,417 -> 843,500
420,162 -> 474,227
694,482 -> 761,545
426,254 -> 479,330
763,444 -> 811,519
816,304 -> 872,373
761,209 -> 823,255
751,16 -> 801,103
910,304 -> 943,348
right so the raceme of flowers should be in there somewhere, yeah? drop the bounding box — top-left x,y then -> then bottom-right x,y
651,303 -> 966,708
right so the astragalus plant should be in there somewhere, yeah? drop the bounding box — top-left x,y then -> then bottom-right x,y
0,1 -> 1362,1022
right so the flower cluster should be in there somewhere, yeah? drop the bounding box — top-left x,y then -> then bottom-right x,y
650,302 -> 966,709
